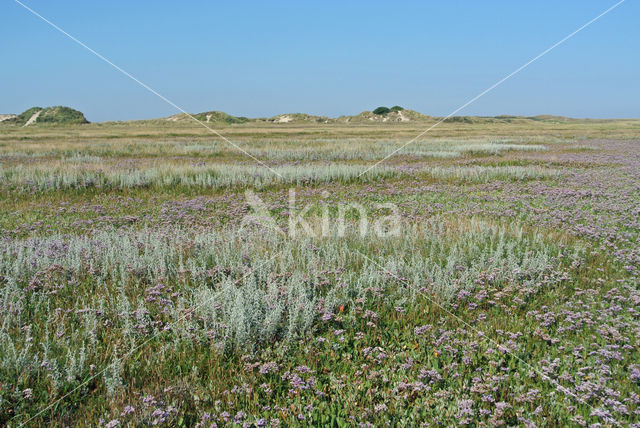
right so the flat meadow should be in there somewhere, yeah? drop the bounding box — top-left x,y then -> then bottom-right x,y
1,118 -> 639,426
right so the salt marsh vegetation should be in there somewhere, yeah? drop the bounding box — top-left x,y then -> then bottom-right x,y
1,121 -> 639,426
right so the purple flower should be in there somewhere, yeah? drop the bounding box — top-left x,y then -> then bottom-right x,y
259,361 -> 279,374
414,325 -> 432,335
630,365 -> 640,383
120,406 -> 135,416
321,311 -> 334,321
233,411 -> 246,423
374,403 -> 388,413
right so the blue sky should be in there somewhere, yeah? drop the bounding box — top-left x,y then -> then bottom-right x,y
1,1 -> 638,121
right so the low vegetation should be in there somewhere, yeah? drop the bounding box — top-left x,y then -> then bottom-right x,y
0,119 -> 639,426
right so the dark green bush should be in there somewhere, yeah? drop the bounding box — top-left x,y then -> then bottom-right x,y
373,106 -> 391,115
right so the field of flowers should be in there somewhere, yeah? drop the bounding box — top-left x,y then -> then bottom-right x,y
1,121 -> 639,426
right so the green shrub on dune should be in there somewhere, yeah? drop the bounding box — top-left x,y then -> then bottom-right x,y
6,106 -> 89,125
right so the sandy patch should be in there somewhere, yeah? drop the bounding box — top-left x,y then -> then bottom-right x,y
0,114 -> 17,122
23,110 -> 41,127
275,115 -> 293,123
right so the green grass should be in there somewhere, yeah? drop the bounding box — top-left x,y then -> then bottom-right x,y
0,121 -> 638,426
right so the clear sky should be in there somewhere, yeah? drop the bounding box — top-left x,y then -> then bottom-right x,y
1,1 -> 638,122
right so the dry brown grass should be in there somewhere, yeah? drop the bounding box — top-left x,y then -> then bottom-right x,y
1,117 -> 639,155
